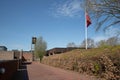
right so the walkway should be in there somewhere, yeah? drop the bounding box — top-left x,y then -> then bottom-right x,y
13,62 -> 97,80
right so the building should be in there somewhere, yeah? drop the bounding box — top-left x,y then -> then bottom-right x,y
0,46 -> 7,51
45,47 -> 79,56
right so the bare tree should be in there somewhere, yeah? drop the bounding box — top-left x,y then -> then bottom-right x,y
106,36 -> 119,46
96,40 -> 107,48
80,38 -> 95,48
67,42 -> 77,47
35,36 -> 47,62
84,0 -> 120,31
96,36 -> 120,47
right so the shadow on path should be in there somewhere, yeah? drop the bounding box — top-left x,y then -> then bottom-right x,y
12,62 -> 31,80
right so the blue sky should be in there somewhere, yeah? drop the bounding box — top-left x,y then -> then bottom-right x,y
0,0 -> 116,51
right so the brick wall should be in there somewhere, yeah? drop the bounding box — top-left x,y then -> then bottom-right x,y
0,51 -> 33,62
22,51 -> 33,62
0,60 -> 19,80
0,51 -> 14,60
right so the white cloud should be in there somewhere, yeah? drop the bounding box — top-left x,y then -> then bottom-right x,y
53,0 -> 82,17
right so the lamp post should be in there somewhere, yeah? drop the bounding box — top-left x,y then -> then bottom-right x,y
31,37 -> 37,61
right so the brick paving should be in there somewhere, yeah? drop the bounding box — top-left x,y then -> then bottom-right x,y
13,62 -> 97,80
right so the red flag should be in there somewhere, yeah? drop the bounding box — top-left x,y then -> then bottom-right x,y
86,12 -> 91,27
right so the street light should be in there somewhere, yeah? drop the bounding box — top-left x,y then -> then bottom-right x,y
32,37 -> 37,44
31,37 -> 37,61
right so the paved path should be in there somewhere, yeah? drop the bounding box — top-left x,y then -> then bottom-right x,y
28,62 -> 97,80
13,62 -> 97,80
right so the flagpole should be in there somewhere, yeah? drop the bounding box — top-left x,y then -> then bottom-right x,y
85,7 -> 88,50
84,0 -> 92,50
